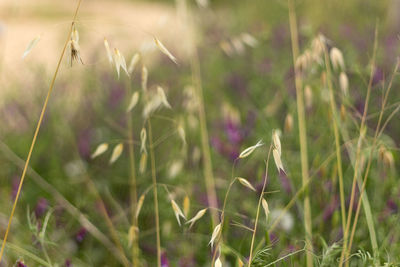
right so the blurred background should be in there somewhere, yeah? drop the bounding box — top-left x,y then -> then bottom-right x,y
0,0 -> 399,266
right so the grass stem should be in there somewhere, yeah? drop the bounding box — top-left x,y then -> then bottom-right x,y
287,0 -> 313,265
248,146 -> 272,266
339,23 -> 379,267
323,46 -> 347,233
0,0 -> 83,262
147,119 -> 161,267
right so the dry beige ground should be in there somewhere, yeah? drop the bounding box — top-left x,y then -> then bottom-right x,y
0,0 -> 188,95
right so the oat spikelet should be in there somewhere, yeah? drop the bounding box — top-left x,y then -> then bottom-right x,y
209,222 -> 221,249
109,143 -> 123,164
186,208 -> 207,229
339,72 -> 349,96
168,160 -> 183,178
171,199 -> 186,226
154,37 -> 178,65
237,177 -> 256,191
220,41 -> 234,56
215,257 -> 222,267
141,66 -> 148,91
91,143 -> 109,159
139,153 -> 147,174
126,91 -> 140,112
140,128 -> 147,154
104,38 -> 113,64
177,123 -> 186,147
284,114 -> 293,133
261,198 -> 270,220
22,35 -> 41,59
68,39 -> 83,66
241,32 -> 258,47
128,53 -> 140,75
272,148 -> 284,172
113,48 -> 129,78
135,194 -> 145,219
239,140 -> 263,159
157,86 -> 171,108
330,47 -> 345,70
272,130 -> 281,156
67,25 -> 83,66
72,27 -> 79,42
304,85 -> 313,109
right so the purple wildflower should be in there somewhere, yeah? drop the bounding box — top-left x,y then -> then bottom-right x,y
16,260 -> 27,267
75,227 -> 87,243
65,259 -> 72,267
35,198 -> 49,218
161,252 -> 169,267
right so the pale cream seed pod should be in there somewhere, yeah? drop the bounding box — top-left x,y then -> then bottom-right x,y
330,47 -> 345,71
339,72 -> 349,96
284,113 -> 294,133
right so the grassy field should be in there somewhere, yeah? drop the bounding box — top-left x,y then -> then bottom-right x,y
0,0 -> 399,266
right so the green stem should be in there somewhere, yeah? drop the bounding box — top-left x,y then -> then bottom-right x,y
323,47 -> 347,233
127,79 -> 139,267
339,24 -> 378,267
248,146 -> 272,266
347,59 -> 398,263
187,4 -> 219,227
211,160 -> 238,266
287,1 -> 313,266
147,119 -> 161,267
0,0 -> 82,262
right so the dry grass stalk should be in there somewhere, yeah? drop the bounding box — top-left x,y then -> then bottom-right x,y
0,0 -> 84,262
287,0 -> 313,265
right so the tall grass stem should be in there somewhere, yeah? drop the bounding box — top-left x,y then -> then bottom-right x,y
0,0 -> 83,262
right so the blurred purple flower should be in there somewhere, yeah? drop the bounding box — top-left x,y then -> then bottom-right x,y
226,73 -> 247,97
386,199 -> 398,214
279,172 -> 292,194
75,227 -> 87,243
269,232 -> 278,243
108,84 -> 125,109
16,261 -> 27,267
11,175 -> 20,201
77,129 -> 92,160
372,67 -> 384,86
65,259 -> 72,267
225,119 -> 242,144
210,136 -> 239,160
35,198 -> 49,218
323,195 -> 339,221
161,252 -> 169,267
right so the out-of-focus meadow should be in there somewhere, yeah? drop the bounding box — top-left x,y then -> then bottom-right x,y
0,0 -> 399,266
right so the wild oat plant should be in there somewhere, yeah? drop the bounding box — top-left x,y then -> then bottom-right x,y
0,0 -> 399,266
